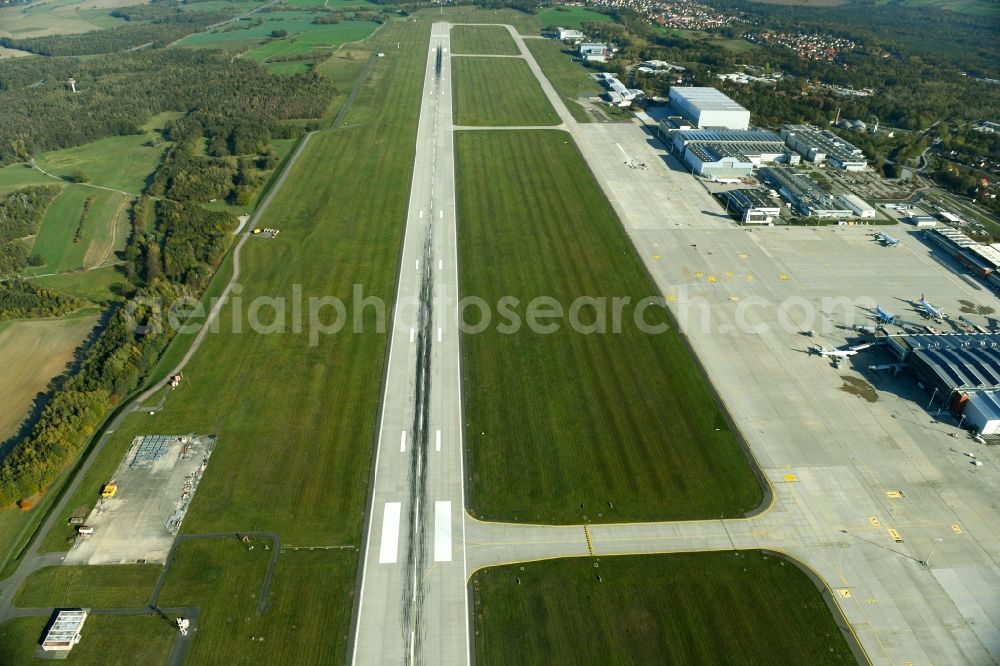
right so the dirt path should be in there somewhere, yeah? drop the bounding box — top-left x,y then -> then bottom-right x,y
83,193 -> 130,269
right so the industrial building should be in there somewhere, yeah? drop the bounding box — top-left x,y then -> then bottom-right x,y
599,74 -> 643,106
41,610 -> 88,652
838,193 -> 876,218
757,167 -> 853,218
579,42 -> 610,62
717,189 -> 781,224
668,129 -> 789,179
667,87 -> 750,130
924,227 -> 1000,277
781,125 -> 868,171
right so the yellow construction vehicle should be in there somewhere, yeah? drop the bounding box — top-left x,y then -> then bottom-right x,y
101,483 -> 118,499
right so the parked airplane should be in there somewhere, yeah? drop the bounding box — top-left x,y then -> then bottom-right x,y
811,342 -> 872,359
918,294 -> 946,320
874,232 -> 901,247
872,305 -> 896,325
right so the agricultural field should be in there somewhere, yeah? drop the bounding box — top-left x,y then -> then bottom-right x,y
33,17 -> 430,659
525,38 -> 603,123
471,552 -> 856,665
536,6 -> 613,30
452,57 -> 560,126
0,0 -> 130,40
242,20 -> 379,63
456,130 -> 762,523
0,312 -> 99,444
157,539 -> 356,663
31,264 -> 122,304
13,564 -> 161,608
0,615 -> 174,665
450,25 -> 519,56
27,187 -> 130,274
32,133 -> 168,195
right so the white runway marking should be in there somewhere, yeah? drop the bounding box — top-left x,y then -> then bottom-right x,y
434,501 -> 452,562
437,327 -> 442,342
416,259 -> 420,271
438,259 -> 443,270
439,210 -> 444,219
410,328 -> 415,343
378,502 -> 402,564
400,430 -> 407,452
420,210 -> 424,219
435,429 -> 441,452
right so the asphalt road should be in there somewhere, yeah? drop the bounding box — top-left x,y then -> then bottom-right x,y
350,22 -> 469,666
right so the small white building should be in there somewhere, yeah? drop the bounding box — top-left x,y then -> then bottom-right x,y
557,27 -> 585,42
838,193 -> 876,218
579,42 -> 610,62
963,390 -> 1000,435
42,610 -> 88,652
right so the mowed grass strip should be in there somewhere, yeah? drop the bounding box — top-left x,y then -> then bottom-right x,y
159,539 -> 357,663
525,38 -> 602,123
450,25 -> 519,55
471,553 -> 856,665
13,564 -> 161,608
456,130 -> 761,523
452,57 -> 560,126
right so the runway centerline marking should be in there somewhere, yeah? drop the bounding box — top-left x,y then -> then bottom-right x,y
436,429 -> 441,452
434,501 -> 452,562
438,259 -> 443,270
378,502 -> 401,564
400,430 -> 407,452
409,328 -> 415,343
437,327 -> 442,342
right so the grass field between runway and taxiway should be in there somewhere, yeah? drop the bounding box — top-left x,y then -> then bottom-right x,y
2,18 -> 430,665
450,25 -> 520,55
524,38 -> 604,123
13,564 -> 162,608
456,130 -> 763,524
471,552 -> 856,665
451,57 -> 560,126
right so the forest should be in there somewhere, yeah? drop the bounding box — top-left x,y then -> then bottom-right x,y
0,185 -> 61,275
0,279 -> 85,320
0,49 -> 334,166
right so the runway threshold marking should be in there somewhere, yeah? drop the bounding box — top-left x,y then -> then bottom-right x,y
400,430 -> 407,452
378,502 -> 402,564
434,501 -> 452,562
584,525 -> 595,556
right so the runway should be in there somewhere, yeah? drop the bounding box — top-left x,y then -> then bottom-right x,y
351,22 -> 469,666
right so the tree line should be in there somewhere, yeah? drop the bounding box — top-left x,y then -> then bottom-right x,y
0,278 -> 85,320
0,185 -> 61,275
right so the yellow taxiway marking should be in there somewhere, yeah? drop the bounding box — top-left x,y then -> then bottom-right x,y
886,490 -> 905,499
725,271 -> 733,277
888,528 -> 904,543
708,275 -> 716,283
780,274 -> 789,281
666,294 -> 676,302
951,524 -> 963,534
869,516 -> 881,528
837,588 -> 852,598
739,253 -> 748,259
652,255 -> 661,260
694,271 -> 703,277
583,525 -> 595,556
784,473 -> 797,482
728,296 -> 740,302
746,274 -> 753,281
